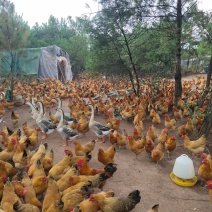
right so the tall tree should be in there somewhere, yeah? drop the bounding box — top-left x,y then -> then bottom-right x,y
0,0 -> 30,75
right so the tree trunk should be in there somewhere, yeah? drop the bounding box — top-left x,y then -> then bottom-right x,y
174,0 -> 182,105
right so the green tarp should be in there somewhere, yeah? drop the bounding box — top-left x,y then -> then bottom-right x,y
0,47 -> 41,76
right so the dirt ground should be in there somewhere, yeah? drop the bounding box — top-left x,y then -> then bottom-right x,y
1,74 -> 212,212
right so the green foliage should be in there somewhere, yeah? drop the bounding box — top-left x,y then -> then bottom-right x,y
0,0 -> 30,74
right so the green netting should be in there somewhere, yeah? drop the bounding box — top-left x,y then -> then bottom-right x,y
0,48 -> 41,76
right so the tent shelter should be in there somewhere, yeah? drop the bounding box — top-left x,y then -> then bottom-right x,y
0,45 -> 73,82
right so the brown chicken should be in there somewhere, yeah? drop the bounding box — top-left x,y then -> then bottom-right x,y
42,149 -> 54,172
57,164 -> 79,192
147,204 -> 159,212
177,124 -> 186,137
165,135 -> 176,159
207,180 -> 212,202
45,199 -> 64,212
78,190 -> 115,212
198,156 -> 212,185
146,125 -> 157,141
22,122 -> 36,137
77,159 -> 105,176
97,189 -> 141,212
98,145 -> 116,165
20,171 -> 42,208
12,180 -> 27,198
27,130 -> 39,146
132,126 -> 143,140
173,106 -> 182,120
152,112 -> 161,125
185,117 -> 194,135
151,142 -> 164,165
76,122 -> 89,135
157,128 -> 168,144
0,138 -> 17,162
115,129 -> 128,149
11,111 -> 19,125
13,200 -> 40,212
127,135 -> 146,159
48,154 -> 73,180
73,139 -> 96,156
145,136 -> 155,156
62,185 -> 93,212
1,180 -> 20,212
49,111 -> 59,125
164,114 -> 176,131
182,134 -> 206,156
0,160 -> 9,183
42,176 -> 61,212
109,131 -> 118,145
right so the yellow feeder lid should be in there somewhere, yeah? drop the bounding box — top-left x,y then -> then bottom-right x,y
170,172 -> 198,187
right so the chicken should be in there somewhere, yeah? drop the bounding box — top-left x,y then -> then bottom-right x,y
152,112 -> 161,125
1,160 -> 17,177
157,128 -> 168,144
32,175 -> 48,196
27,130 -> 39,146
57,164 -> 79,192
13,200 -> 40,212
29,143 -> 46,165
207,180 -> 212,202
177,124 -> 186,137
145,137 -> 155,157
164,135 -> 176,159
78,190 -> 115,212
76,122 -> 89,135
0,161 -> 8,183
1,180 -> 20,212
109,130 -> 117,145
98,189 -> 141,212
48,154 -> 73,180
77,159 -> 105,176
164,114 -> 176,131
98,145 -> 116,165
45,199 -> 64,212
22,122 -> 36,137
147,204 -> 159,212
115,129 -> 127,149
172,106 -> 182,120
106,112 -> 121,130
198,157 -> 212,186
49,111 -> 59,125
12,180 -> 27,198
12,144 -> 28,169
62,185 -> 93,212
132,126 -> 143,140
185,117 -> 194,135
42,176 -> 61,212
73,139 -> 96,156
0,138 -> 17,162
182,134 -> 206,156
127,135 -> 146,159
146,125 -> 157,141
20,171 -> 42,208
11,111 -> 19,126
42,149 -> 54,172
0,176 -> 4,200
151,142 -> 164,165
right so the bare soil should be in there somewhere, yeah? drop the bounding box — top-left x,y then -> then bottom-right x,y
1,74 -> 212,212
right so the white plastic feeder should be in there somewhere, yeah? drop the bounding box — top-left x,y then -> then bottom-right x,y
170,154 -> 197,186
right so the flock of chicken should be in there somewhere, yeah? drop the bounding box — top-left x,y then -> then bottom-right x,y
0,74 -> 211,211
